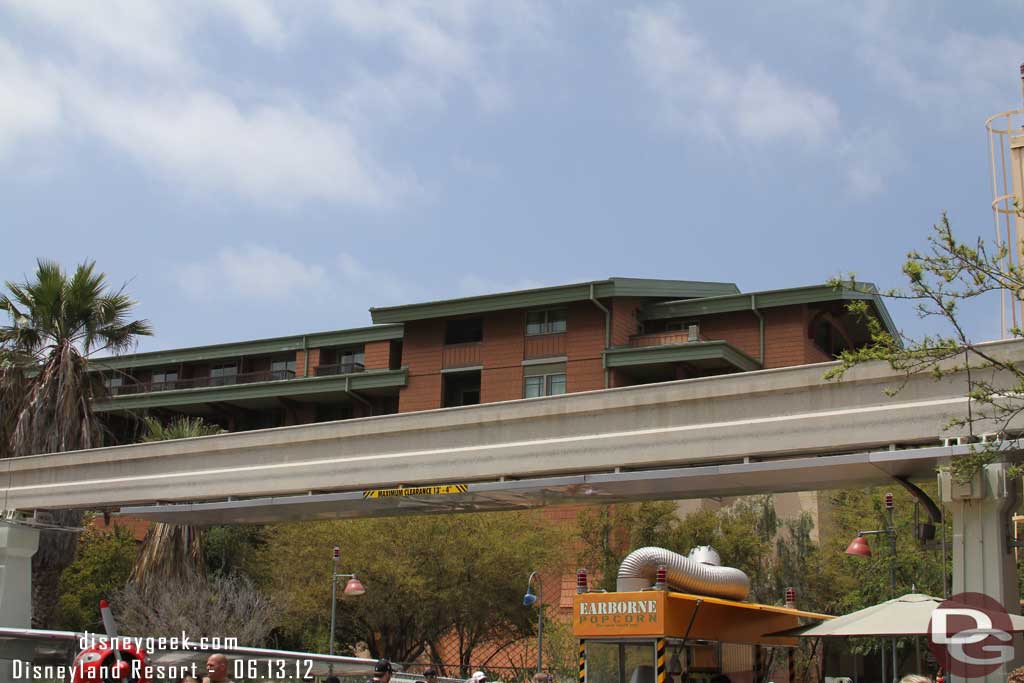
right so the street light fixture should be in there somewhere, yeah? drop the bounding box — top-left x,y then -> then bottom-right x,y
330,546 -> 367,666
845,492 -> 898,683
523,572 -> 543,673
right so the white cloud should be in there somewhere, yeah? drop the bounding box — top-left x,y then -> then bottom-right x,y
64,82 -> 400,207
336,253 -> 418,305
329,1 -> 547,117
625,5 -> 839,147
0,1 -> 545,207
0,40 -> 61,156
177,246 -> 330,302
838,127 -> 904,199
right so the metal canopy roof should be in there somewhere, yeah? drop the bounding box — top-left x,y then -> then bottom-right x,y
119,443 -> 969,525
369,277 -> 740,323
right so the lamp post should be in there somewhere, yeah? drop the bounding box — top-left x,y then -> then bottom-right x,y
845,492 -> 898,683
329,546 -> 367,666
523,572 -> 543,673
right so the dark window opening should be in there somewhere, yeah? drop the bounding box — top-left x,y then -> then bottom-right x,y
445,318 -> 483,345
270,358 -> 296,380
152,368 -> 178,390
812,318 -> 851,357
443,370 -> 481,407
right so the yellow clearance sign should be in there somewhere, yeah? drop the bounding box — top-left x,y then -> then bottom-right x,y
362,484 -> 468,499
573,592 -> 667,637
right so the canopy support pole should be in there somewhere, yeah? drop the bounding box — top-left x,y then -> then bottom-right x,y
939,461 -> 1023,681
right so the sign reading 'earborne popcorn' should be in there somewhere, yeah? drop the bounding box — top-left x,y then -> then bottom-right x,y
574,593 -> 665,637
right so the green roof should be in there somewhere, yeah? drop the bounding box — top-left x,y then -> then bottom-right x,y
90,324 -> 404,372
603,340 -> 762,372
639,283 -> 899,337
93,368 -> 407,412
369,278 -> 740,323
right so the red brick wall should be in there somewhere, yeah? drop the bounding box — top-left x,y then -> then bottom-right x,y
364,340 -> 392,370
610,297 -> 642,346
688,304 -> 824,369
697,310 -> 761,362
480,312 -> 526,403
399,320 -> 445,412
567,301 -> 607,391
294,349 -> 322,377
763,305 -> 811,368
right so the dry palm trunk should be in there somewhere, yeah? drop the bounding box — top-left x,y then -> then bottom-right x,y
130,522 -> 205,589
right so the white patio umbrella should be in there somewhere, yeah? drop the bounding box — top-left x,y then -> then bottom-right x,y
777,593 -> 1024,638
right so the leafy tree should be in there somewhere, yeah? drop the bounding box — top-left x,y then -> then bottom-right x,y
827,212 -> 1024,483
576,502 -> 678,591
203,524 -> 266,577
56,525 -> 137,632
0,259 -> 152,627
250,511 -> 562,673
130,416 -> 224,589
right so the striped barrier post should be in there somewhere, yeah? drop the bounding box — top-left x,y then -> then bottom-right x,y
578,641 -> 586,683
656,639 -> 666,683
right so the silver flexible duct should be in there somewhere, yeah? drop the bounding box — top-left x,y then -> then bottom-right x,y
616,546 -> 751,600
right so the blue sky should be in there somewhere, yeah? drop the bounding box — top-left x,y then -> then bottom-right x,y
1,1 -> 1021,352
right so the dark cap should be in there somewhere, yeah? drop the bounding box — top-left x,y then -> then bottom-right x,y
375,660 -> 394,674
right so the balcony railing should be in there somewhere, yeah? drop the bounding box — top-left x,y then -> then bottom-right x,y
442,342 -> 482,369
628,331 -> 700,348
110,369 -> 297,396
314,362 -> 366,377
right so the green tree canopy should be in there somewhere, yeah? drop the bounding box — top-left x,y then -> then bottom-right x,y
56,526 -> 137,632
250,511 -> 563,674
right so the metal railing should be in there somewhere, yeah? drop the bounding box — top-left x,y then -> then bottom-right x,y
628,331 -> 699,347
110,369 -> 297,395
315,361 -> 366,376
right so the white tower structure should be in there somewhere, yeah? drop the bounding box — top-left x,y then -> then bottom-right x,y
986,64 -> 1024,337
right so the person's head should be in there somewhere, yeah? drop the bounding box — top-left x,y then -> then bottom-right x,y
374,659 -> 394,682
205,654 -> 229,682
532,673 -> 549,683
470,671 -> 487,683
899,676 -> 932,683
424,668 -> 438,683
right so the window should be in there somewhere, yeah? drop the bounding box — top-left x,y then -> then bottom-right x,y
104,375 -> 123,393
152,369 -> 178,390
270,359 -> 296,379
524,372 -> 566,398
443,370 -> 481,408
526,308 -> 567,336
338,348 -> 365,371
445,318 -> 483,344
210,364 -> 237,386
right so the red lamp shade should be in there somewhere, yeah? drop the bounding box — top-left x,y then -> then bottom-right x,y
344,577 -> 366,596
845,535 -> 872,557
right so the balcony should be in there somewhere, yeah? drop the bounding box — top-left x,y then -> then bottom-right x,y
314,361 -> 366,377
442,342 -> 481,369
628,330 -> 699,347
111,369 -> 297,396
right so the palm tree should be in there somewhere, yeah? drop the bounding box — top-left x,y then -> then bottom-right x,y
130,416 -> 223,588
0,259 -> 152,627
